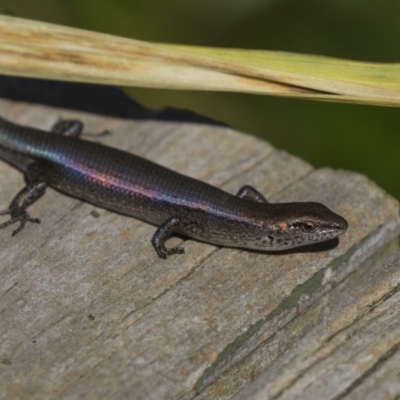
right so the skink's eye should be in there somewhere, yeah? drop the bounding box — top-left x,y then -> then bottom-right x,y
302,222 -> 316,232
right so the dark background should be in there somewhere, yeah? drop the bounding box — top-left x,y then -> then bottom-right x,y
2,1 -> 400,198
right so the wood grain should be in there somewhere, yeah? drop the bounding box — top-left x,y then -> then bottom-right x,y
0,99 -> 398,400
235,247 -> 400,400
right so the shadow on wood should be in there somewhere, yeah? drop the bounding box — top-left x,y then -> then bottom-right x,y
0,99 -> 398,400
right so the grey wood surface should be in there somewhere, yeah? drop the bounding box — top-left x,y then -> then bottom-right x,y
0,99 -> 398,400
234,247 -> 400,400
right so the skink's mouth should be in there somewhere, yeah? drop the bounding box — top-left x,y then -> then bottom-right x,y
334,216 -> 349,235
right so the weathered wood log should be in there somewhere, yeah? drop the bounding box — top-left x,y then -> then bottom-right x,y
0,99 -> 398,399
234,247 -> 400,400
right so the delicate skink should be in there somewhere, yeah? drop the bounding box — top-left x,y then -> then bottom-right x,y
0,116 -> 348,258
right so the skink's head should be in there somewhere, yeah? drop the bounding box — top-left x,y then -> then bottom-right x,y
242,202 -> 348,251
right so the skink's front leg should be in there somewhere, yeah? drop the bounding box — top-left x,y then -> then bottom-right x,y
236,185 -> 268,203
151,217 -> 185,258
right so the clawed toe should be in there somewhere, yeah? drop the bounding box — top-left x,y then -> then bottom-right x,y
0,212 -> 41,236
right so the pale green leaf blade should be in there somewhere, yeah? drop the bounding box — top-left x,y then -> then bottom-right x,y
0,15 -> 399,106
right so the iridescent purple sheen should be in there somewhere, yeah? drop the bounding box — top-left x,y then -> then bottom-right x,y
0,116 -> 348,255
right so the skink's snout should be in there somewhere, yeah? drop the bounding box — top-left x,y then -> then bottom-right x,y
340,217 -> 348,232
333,213 -> 348,235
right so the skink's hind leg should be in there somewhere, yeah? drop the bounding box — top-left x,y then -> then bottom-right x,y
0,180 -> 47,236
52,119 -> 111,138
236,185 -> 268,203
51,119 -> 84,137
151,217 -> 185,258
